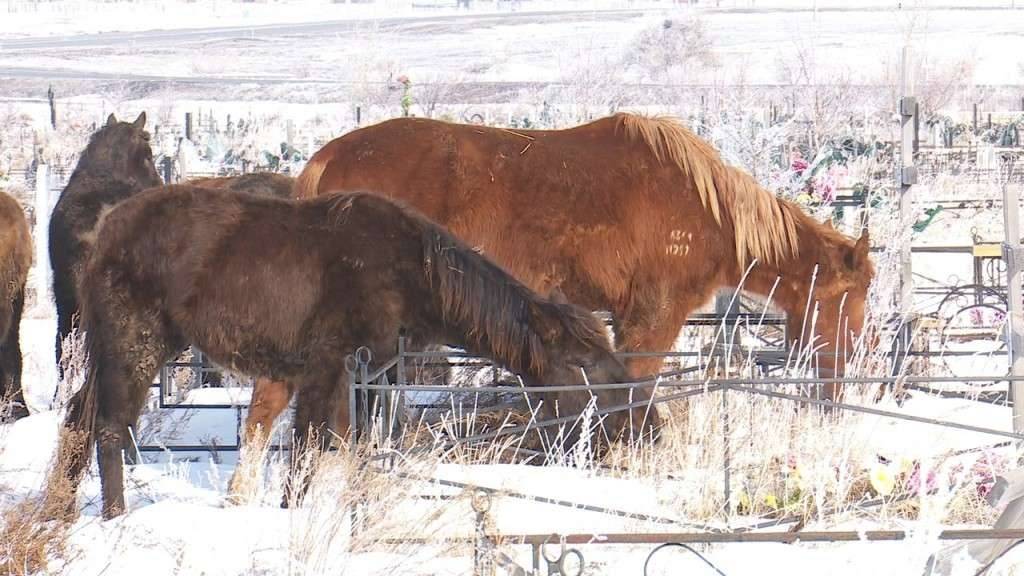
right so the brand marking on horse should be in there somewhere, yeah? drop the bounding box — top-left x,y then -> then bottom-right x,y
665,244 -> 690,257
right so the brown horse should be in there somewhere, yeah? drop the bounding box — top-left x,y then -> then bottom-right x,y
241,113 -> 874,442
49,112 -> 162,375
55,187 -> 654,519
0,191 -> 32,420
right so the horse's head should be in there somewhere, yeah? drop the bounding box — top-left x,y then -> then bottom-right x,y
81,112 -> 160,187
527,291 -> 661,449
800,227 -> 875,377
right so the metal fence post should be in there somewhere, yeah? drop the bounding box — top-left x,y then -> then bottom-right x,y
33,163 -> 50,306
894,47 -> 918,380
898,46 -> 917,330
1002,181 -> 1024,433
472,491 -> 495,576
722,383 -> 732,518
345,355 -> 359,452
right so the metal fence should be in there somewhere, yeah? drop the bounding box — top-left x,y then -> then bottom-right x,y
338,336 -> 1024,575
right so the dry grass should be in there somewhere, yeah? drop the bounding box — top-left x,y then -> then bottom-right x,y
346,227 -> 1016,537
0,429 -> 82,575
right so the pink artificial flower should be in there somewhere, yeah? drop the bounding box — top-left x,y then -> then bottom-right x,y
906,461 -> 938,495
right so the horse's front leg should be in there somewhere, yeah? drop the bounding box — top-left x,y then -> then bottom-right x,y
228,377 -> 295,503
281,373 -> 338,508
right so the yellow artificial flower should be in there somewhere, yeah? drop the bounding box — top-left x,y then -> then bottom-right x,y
737,490 -> 751,512
870,463 -> 896,496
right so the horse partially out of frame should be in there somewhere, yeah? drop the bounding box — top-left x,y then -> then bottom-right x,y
54,187 -> 656,519
238,112 -> 875,456
0,191 -> 32,419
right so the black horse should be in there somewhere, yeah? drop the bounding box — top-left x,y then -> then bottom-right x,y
49,112 -> 162,378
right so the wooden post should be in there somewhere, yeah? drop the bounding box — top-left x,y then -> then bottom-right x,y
1002,180 -> 1024,431
47,85 -> 56,129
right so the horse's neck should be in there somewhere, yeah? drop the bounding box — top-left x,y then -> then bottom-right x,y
733,231 -> 821,325
65,166 -> 143,198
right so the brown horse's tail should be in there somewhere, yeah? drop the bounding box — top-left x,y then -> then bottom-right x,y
57,320 -> 101,486
293,153 -> 329,199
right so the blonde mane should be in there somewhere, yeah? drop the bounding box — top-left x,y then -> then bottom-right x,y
614,113 -> 801,267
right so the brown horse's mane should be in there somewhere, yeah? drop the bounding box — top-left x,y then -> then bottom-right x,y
614,112 -> 815,267
324,192 -> 612,376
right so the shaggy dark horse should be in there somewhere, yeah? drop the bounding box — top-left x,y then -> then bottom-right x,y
186,172 -> 294,387
0,191 -> 32,420
55,187 -> 653,519
49,112 -> 162,375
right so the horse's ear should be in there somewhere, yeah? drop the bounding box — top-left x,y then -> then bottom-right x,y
823,218 -> 835,231
846,229 -> 870,270
549,287 -> 569,305
132,111 -> 147,129
106,113 -> 117,126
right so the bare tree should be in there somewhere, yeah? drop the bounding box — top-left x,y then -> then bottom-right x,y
414,74 -> 466,119
622,16 -> 717,85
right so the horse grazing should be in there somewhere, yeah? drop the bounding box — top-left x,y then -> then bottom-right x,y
56,187 -> 652,519
293,113 -> 875,395
49,112 -> 162,375
0,191 -> 32,420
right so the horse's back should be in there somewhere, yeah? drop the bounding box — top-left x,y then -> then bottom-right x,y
85,186 -> 431,376
308,117 -> 656,304
189,173 -> 294,198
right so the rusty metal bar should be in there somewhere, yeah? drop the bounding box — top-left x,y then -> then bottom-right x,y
731,384 -> 1024,440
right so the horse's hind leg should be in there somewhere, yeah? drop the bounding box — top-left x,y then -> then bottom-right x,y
282,373 -> 339,508
93,319 -> 176,519
0,287 -> 28,420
